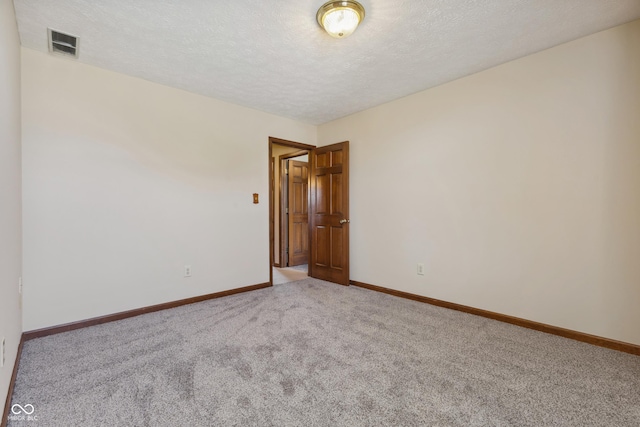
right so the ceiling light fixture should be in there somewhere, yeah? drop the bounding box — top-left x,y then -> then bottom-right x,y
316,1 -> 365,39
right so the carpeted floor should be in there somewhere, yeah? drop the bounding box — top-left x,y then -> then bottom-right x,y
8,278 -> 640,426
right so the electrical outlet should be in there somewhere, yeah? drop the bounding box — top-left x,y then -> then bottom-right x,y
417,263 -> 425,276
1,338 -> 5,368
184,265 -> 192,278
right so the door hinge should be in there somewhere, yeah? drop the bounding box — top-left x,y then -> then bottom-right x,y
285,168 -> 288,175
285,208 -> 289,214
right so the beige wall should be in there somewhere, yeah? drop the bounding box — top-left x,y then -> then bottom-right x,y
21,48 -> 317,331
319,20 -> 640,345
0,0 -> 23,410
17,15 -> 640,347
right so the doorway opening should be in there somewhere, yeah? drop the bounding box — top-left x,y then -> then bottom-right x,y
280,151 -> 309,269
269,137 -> 351,287
269,137 -> 316,285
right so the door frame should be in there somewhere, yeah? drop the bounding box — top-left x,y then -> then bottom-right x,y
269,137 -> 316,286
279,150 -> 309,268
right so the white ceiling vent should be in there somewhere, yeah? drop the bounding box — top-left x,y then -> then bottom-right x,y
48,28 -> 79,58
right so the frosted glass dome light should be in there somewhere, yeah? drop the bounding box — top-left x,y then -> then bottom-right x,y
317,1 -> 365,39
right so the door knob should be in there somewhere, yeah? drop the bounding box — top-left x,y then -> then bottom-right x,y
339,219 -> 350,224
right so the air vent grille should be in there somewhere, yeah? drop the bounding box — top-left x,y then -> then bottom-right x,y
48,29 -> 79,58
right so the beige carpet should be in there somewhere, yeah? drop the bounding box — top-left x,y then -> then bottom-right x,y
8,278 -> 640,426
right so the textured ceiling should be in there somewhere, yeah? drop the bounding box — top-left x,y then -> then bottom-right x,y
13,0 -> 640,125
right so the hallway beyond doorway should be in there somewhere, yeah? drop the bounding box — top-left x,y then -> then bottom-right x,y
273,264 -> 308,285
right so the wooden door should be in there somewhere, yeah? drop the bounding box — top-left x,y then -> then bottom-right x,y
309,142 -> 349,285
287,160 -> 309,266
